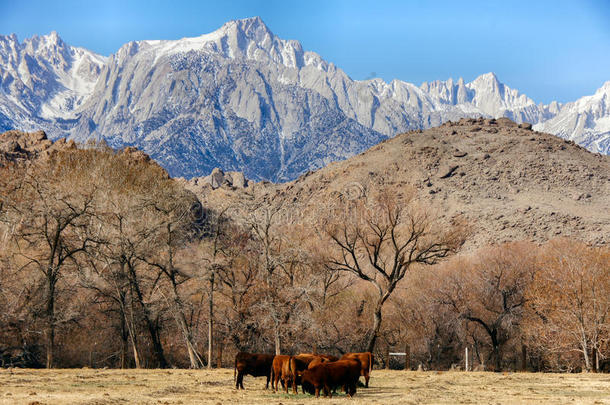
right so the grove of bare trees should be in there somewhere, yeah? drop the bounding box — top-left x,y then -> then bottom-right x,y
1,146 -> 608,372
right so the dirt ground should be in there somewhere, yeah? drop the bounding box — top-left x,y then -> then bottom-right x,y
0,368 -> 609,405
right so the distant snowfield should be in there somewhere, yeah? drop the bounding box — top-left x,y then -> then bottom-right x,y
0,17 -> 608,180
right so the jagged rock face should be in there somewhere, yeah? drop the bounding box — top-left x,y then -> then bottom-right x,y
72,34 -> 386,181
0,31 -> 106,132
1,17 -> 609,181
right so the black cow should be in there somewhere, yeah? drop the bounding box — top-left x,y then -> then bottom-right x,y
234,352 -> 275,389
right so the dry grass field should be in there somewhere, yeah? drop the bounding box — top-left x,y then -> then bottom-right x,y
1,368 -> 609,405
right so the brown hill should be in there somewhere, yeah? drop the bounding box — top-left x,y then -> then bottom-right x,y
189,117 -> 610,249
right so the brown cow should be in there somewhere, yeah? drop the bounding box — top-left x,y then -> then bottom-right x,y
270,355 -> 293,393
297,352 -> 339,362
306,356 -> 327,370
234,352 -> 274,390
340,352 -> 373,387
300,359 -> 361,398
288,354 -> 331,394
318,354 -> 339,362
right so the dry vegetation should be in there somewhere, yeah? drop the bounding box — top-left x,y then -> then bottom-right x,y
1,126 -> 609,377
1,368 -> 610,405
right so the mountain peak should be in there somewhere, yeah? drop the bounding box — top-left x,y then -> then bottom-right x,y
221,16 -> 274,42
471,72 -> 501,86
232,16 -> 267,29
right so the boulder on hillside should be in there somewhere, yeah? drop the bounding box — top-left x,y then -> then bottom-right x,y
198,168 -> 249,189
438,164 -> 459,179
227,171 -> 248,188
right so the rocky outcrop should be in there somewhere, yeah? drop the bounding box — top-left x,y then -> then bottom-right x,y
181,167 -> 250,193
0,130 -> 76,165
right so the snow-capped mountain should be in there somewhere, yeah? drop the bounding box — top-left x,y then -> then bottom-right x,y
0,31 -> 105,130
534,82 -> 610,154
0,17 -> 608,180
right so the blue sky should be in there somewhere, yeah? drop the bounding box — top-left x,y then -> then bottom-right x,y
1,0 -> 609,103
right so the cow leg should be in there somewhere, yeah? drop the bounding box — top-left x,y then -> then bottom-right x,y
266,373 -> 270,390
315,387 -> 320,398
236,371 -> 245,390
348,382 -> 357,397
324,384 -> 332,398
364,373 -> 370,388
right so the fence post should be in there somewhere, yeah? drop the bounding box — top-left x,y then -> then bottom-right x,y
521,345 -> 527,372
405,344 -> 410,370
465,347 -> 469,372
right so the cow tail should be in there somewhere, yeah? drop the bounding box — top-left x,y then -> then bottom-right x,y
369,352 -> 373,374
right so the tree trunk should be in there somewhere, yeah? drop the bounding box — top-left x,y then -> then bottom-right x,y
147,321 -> 167,368
590,347 -> 598,373
128,264 -> 168,368
45,274 -> 56,369
120,314 -> 128,369
490,330 -> 501,371
594,348 -> 599,372
168,286 -> 202,369
122,289 -> 141,369
217,341 -> 223,368
130,334 -> 141,369
367,306 -> 382,353
274,324 -> 281,355
176,311 -> 202,369
208,271 -> 214,369
582,341 -> 591,372
384,345 -> 390,369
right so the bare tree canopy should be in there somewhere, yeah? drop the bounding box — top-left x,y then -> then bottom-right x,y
326,189 -> 467,352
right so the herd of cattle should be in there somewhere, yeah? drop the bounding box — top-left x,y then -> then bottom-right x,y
234,351 -> 373,398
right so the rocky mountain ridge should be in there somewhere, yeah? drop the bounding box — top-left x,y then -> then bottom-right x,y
191,118 -> 610,250
1,17 -> 609,181
0,129 -> 157,170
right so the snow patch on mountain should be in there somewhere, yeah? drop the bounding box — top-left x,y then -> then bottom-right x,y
1,17 -> 609,180
534,81 -> 610,154
0,31 -> 106,121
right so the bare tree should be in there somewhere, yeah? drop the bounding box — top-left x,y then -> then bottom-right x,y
138,182 -> 204,369
327,190 -> 465,353
434,242 -> 538,370
3,152 -> 100,367
525,240 -> 609,372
